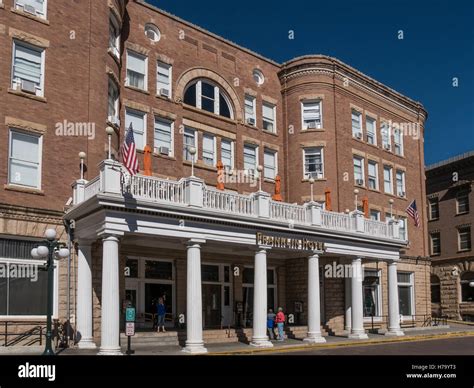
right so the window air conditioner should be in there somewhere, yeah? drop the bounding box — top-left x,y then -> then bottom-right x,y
158,146 -> 170,156
307,121 -> 317,129
23,5 -> 37,15
355,132 -> 363,139
246,117 -> 256,126
159,88 -> 169,98
398,191 -> 406,197
384,144 -> 391,151
356,178 -> 364,186
20,80 -> 37,94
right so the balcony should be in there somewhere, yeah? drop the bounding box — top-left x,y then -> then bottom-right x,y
71,160 -> 403,243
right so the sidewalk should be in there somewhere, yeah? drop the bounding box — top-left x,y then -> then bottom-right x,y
2,323 -> 474,356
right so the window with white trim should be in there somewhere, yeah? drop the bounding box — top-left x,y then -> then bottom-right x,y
302,100 -> 322,130
12,41 -> 44,97
366,116 -> 376,145
109,14 -> 120,58
8,129 -> 42,189
126,51 -> 147,90
303,147 -> 324,179
157,61 -> 171,98
430,232 -> 441,255
381,122 -> 391,150
394,128 -> 404,156
363,269 -> 381,317
183,79 -> 233,119
397,272 -> 414,316
351,110 -> 362,138
108,77 -> 119,120
429,197 -> 440,220
243,144 -> 258,173
383,165 -> 393,194
399,217 -> 408,240
220,139 -> 234,170
125,109 -> 146,150
369,209 -> 381,221
244,95 -> 256,125
15,0 -> 47,19
183,127 -> 197,162
456,190 -> 470,214
353,156 -> 364,185
263,148 -> 277,180
202,134 -> 216,166
368,160 -> 378,190
144,24 -> 160,42
154,117 -> 173,156
458,226 -> 471,251
262,102 -> 276,133
396,170 -> 406,197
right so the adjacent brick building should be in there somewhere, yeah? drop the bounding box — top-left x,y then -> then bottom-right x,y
0,0 -> 431,349
427,152 -> 474,321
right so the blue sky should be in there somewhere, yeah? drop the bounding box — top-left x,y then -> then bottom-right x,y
146,0 -> 473,165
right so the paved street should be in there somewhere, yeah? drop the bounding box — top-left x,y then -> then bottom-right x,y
274,336 -> 474,355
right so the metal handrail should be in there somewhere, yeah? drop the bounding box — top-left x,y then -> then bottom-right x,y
0,320 -> 45,347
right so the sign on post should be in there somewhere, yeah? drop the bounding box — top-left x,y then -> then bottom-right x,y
125,307 -> 136,322
125,322 -> 135,337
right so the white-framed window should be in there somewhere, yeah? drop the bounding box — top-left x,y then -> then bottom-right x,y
252,69 -> 264,85
303,147 -> 324,179
262,102 -> 276,133
11,41 -> 45,97
430,232 -> 441,255
394,128 -> 404,156
351,110 -> 362,138
154,117 -> 174,156
353,156 -> 365,185
183,79 -> 233,119
220,139 -> 234,170
458,226 -> 472,251
381,122 -> 391,151
369,209 -> 381,221
108,77 -> 119,121
202,134 -> 216,166
126,50 -> 147,90
243,144 -> 258,173
14,0 -> 47,18
109,14 -> 120,58
366,116 -> 377,145
397,272 -> 414,317
456,190 -> 470,214
125,109 -> 146,150
429,197 -> 440,220
183,127 -> 197,162
302,100 -> 322,130
368,160 -> 378,190
157,61 -> 172,98
363,269 -> 382,317
244,95 -> 256,125
396,170 -> 406,197
383,165 -> 393,194
144,23 -> 160,42
8,129 -> 42,189
263,148 -> 277,180
399,217 -> 408,240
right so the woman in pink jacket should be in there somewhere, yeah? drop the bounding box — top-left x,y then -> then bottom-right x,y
275,307 -> 285,341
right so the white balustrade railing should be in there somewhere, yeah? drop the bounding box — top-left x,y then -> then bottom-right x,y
321,210 -> 353,232
364,218 -> 389,238
130,175 -> 186,204
84,177 -> 100,201
270,201 -> 307,224
203,187 -> 254,216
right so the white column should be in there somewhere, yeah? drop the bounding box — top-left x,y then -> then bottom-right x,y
250,247 -> 273,348
304,252 -> 326,343
349,257 -> 368,339
98,235 -> 122,355
344,276 -> 352,332
183,240 -> 207,354
386,261 -> 404,336
76,242 -> 96,348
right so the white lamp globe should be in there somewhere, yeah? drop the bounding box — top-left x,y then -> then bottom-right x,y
37,245 -> 49,258
105,126 -> 115,136
45,229 -> 57,241
309,178 -> 315,184
470,281 -> 474,288
57,248 -> 70,259
31,248 -> 40,259
189,146 -> 196,156
257,165 -> 263,173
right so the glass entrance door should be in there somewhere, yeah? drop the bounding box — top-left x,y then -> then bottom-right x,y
145,283 -> 173,328
202,284 -> 222,328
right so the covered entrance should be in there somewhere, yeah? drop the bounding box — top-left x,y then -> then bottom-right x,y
201,263 -> 232,328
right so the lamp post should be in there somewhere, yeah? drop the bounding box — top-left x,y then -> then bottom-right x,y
31,229 -> 69,356
257,165 -> 263,192
189,146 -> 197,177
78,152 -> 86,180
353,188 -> 359,211
309,177 -> 315,202
106,126 -> 115,160
389,198 -> 394,219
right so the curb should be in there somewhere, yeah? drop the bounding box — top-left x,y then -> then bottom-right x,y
207,330 -> 474,355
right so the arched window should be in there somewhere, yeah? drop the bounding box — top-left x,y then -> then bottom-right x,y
461,272 -> 474,302
144,24 -> 160,42
183,79 -> 233,119
430,274 -> 441,303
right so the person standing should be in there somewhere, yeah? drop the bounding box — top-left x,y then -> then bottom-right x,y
275,307 -> 286,341
266,308 -> 276,340
156,297 -> 166,333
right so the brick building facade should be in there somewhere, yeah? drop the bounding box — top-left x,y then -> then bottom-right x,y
427,152 -> 474,321
0,0 -> 431,351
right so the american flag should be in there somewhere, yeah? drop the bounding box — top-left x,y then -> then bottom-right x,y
406,199 -> 420,227
121,124 -> 139,175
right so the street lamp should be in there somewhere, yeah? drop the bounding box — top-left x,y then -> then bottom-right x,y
188,146 -> 197,177
353,188 -> 359,211
309,177 -> 315,202
78,152 -> 86,180
389,198 -> 394,219
106,126 -> 115,160
31,229 -> 69,356
257,165 -> 263,192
